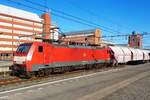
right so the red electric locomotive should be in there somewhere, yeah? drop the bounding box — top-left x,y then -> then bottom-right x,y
10,42 -> 111,77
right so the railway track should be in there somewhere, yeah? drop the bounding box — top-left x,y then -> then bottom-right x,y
0,65 -> 123,87
0,77 -> 21,86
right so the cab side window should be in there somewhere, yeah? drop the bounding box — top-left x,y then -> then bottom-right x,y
38,46 -> 43,52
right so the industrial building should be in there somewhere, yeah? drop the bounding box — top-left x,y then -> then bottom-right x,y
128,32 -> 142,48
61,29 -> 102,45
61,29 -> 114,47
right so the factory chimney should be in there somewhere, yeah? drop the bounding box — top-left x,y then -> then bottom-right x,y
41,13 -> 51,39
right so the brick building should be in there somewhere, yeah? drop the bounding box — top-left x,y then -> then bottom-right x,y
61,29 -> 102,45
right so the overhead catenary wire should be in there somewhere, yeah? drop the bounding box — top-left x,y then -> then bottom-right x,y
52,12 -> 118,34
11,0 -> 124,34
4,0 -> 150,42
6,0 -> 46,12
49,8 -> 121,33
20,0 -> 134,33
22,0 -> 121,33
4,0 -> 97,29
102,32 -> 150,38
65,0 -> 133,31
0,1 -> 118,41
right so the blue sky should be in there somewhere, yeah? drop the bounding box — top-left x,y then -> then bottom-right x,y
1,0 -> 150,48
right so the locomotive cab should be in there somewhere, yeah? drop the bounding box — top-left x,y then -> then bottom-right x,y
10,43 -> 32,75
10,42 -> 52,76
14,43 -> 32,64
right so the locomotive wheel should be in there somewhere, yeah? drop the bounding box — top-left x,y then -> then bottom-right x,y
38,70 -> 45,77
93,64 -> 99,69
64,66 -> 71,72
87,65 -> 93,69
61,67 -> 65,73
85,65 -> 90,70
25,72 -> 34,79
44,69 -> 51,76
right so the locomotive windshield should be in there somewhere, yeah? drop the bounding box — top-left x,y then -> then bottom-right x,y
17,43 -> 32,53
